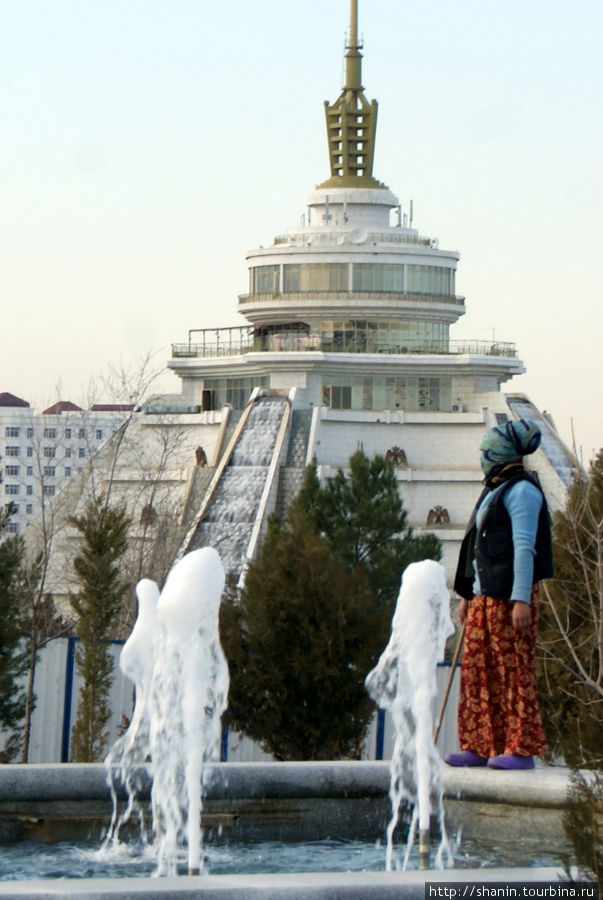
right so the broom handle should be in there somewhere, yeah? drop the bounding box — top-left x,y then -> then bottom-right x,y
433,619 -> 466,744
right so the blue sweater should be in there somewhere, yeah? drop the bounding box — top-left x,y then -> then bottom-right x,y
473,479 -> 543,604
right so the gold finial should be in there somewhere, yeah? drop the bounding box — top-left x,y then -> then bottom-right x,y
318,0 -> 386,190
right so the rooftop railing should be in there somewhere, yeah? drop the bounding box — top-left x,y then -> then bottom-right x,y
272,231 -> 439,248
171,326 -> 517,360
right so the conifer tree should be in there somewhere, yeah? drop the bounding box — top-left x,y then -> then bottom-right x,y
0,502 -> 27,761
69,496 -> 131,762
221,504 -> 386,759
222,450 -> 441,759
297,451 -> 441,608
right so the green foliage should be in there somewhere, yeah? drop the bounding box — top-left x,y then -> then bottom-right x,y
537,449 -> 603,768
221,506 -> 387,759
69,497 -> 131,762
295,452 -> 441,607
222,450 -> 442,759
0,502 -> 27,761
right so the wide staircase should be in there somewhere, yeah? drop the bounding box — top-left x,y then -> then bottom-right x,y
177,393 -> 291,581
274,409 -> 313,522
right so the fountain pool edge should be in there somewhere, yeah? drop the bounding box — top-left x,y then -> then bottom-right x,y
0,761 -> 574,806
0,866 -> 571,900
0,762 -> 574,846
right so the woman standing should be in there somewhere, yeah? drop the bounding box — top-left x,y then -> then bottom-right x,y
444,419 -> 553,770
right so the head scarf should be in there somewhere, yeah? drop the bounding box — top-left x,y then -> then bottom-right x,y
479,418 -> 542,477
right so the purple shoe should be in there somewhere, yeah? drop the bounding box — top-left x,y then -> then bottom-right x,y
487,754 -> 534,770
444,750 -> 488,767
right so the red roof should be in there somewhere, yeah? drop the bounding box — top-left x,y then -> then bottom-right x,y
42,401 -> 83,415
0,392 -> 30,408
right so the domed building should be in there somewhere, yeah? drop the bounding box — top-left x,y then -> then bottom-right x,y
22,0 -> 579,764
160,0 -> 576,577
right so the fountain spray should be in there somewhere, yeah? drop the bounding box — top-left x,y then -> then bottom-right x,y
104,548 -> 229,877
365,559 -> 454,870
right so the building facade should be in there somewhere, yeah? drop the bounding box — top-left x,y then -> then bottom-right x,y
0,392 -> 127,536
156,1 -> 576,577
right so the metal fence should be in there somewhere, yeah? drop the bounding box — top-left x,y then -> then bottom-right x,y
14,637 -> 460,764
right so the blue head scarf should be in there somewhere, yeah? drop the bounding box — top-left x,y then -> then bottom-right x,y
480,419 -> 542,477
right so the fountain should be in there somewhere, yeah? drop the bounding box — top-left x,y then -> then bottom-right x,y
104,547 -> 229,876
0,549 -> 579,896
103,553 -> 455,877
366,560 -> 454,870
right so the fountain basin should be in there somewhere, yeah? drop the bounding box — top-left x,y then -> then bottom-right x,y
0,761 -> 573,847
0,761 -> 576,891
0,866 -> 573,900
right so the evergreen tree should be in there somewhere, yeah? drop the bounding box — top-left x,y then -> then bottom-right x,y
69,496 -> 131,762
222,450 -> 441,759
537,449 -> 603,767
0,502 -> 27,761
221,505 -> 387,759
297,451 -> 441,607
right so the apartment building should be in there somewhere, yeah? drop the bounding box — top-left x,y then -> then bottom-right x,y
0,392 -> 128,535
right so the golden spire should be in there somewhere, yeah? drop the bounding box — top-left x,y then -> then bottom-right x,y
318,0 -> 386,190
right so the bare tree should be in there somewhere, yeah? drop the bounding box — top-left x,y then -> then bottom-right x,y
20,353 -> 211,758
537,448 -> 603,767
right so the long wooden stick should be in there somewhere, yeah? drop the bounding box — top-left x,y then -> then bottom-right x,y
433,619 -> 466,744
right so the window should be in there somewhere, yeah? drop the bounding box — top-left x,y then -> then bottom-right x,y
5,484 -> 19,495
321,374 -> 451,412
65,466 -> 71,477
5,426 -> 20,437
27,466 -> 33,476
78,428 -> 85,439
43,427 -> 57,439
406,265 -> 454,295
5,465 -> 20,476
352,263 -> 404,293
78,447 -> 86,459
43,447 -> 56,458
26,504 -> 33,515
26,485 -> 33,496
95,429 -> 103,440
5,446 -> 19,457
43,466 -> 56,477
283,263 -> 348,293
26,427 -> 33,438
65,428 -> 72,439
251,265 -> 280,294
27,446 -> 33,457
43,485 -> 55,497
7,522 -> 18,534
10,504 -> 20,514
202,376 -> 270,411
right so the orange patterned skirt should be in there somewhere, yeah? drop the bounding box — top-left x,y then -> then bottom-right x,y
457,593 -> 547,758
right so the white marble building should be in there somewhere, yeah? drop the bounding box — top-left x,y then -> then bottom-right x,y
29,0 -> 577,600
151,0 -> 576,581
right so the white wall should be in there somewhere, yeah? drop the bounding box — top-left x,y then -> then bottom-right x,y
18,638 -> 461,764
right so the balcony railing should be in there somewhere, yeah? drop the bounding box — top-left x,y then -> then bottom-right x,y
238,291 -> 465,307
171,326 -> 517,360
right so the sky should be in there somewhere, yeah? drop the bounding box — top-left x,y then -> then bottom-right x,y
2,0 -> 602,462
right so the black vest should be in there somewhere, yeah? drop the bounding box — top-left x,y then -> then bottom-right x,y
454,471 -> 554,601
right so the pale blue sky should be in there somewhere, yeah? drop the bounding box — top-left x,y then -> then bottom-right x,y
2,0 -> 602,460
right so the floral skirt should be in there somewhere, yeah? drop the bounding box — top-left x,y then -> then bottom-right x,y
457,593 -> 547,758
